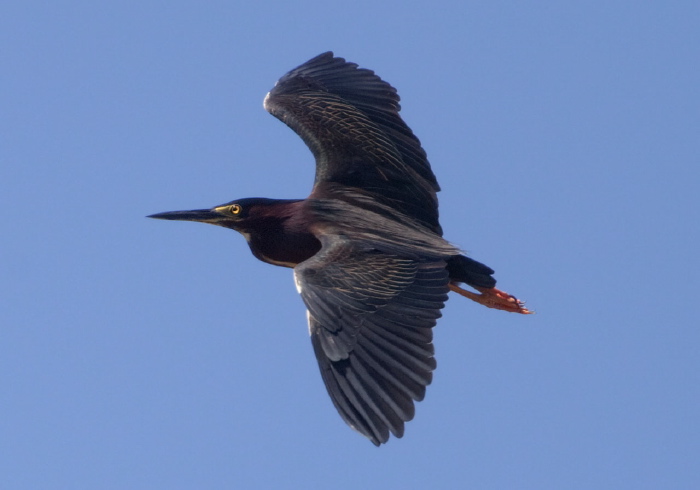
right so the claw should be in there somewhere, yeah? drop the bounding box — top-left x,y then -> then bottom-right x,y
449,282 -> 533,314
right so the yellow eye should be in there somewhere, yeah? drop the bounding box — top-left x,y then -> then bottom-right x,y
229,204 -> 242,215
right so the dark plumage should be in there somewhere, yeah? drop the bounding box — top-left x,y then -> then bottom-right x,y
149,52 -> 530,446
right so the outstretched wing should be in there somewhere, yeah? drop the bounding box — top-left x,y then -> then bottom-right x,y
264,52 -> 442,235
294,235 -> 450,445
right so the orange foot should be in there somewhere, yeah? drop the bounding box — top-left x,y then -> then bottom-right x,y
449,282 -> 533,314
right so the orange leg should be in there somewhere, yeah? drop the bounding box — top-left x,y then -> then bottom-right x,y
449,282 -> 533,314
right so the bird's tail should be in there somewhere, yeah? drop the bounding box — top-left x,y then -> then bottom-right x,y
447,255 -> 532,314
446,255 -> 496,289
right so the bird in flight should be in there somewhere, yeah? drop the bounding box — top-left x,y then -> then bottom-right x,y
150,52 -> 531,446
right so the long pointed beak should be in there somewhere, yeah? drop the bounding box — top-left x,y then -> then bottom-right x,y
147,209 -> 221,223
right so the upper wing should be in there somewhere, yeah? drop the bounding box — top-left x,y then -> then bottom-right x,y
294,235 -> 450,445
264,52 -> 442,234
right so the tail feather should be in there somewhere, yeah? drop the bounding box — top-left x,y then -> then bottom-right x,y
446,255 -> 496,289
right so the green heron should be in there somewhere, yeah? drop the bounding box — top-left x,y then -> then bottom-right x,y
149,52 -> 531,446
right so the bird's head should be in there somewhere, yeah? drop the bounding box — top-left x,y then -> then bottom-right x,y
147,197 -> 290,235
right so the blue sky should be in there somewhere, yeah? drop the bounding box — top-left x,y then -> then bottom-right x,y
2,1 -> 698,488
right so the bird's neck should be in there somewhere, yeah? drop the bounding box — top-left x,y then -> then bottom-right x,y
243,200 -> 321,268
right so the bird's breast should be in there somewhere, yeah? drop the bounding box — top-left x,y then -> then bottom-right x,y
247,228 -> 321,269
